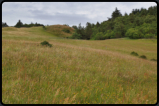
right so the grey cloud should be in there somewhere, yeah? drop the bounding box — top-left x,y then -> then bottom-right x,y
31,12 -> 93,26
2,2 -> 157,26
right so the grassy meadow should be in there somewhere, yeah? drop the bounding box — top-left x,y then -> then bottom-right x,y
2,26 -> 157,104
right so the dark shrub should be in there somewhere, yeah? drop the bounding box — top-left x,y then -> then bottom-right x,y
43,26 -> 46,30
40,41 -> 52,47
62,29 -> 70,33
151,58 -> 157,61
131,51 -> 138,56
139,55 -> 147,59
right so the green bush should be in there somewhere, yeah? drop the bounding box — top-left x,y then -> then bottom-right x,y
144,33 -> 154,38
62,29 -> 70,33
131,51 -> 139,56
125,28 -> 141,39
139,55 -> 147,59
151,58 -> 157,61
93,32 -> 106,40
40,41 -> 52,47
70,32 -> 82,39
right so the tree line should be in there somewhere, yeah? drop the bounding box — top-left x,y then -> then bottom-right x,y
14,20 -> 44,28
70,6 -> 157,40
2,5 -> 157,40
2,20 -> 45,28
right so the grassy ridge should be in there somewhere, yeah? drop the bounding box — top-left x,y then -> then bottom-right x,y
45,25 -> 75,38
2,26 -> 157,104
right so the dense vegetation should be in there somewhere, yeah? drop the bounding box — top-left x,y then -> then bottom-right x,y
70,6 -> 157,40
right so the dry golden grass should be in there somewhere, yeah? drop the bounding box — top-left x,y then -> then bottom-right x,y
2,26 -> 157,104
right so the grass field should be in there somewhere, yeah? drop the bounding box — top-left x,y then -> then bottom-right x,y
2,26 -> 157,104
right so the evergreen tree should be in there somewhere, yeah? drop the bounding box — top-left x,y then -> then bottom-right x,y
2,22 -> 8,27
134,16 -> 143,26
85,22 -> 93,40
124,12 -> 128,16
96,22 -> 100,28
111,7 -> 122,20
129,13 -> 135,23
35,22 -> 38,26
14,20 -> 23,28
144,15 -> 156,24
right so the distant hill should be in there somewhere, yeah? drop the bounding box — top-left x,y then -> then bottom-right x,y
45,25 -> 75,38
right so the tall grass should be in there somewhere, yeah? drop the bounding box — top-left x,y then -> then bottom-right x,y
2,27 -> 157,104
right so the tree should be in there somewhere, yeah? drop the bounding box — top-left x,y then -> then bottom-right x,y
129,13 -> 135,23
140,7 -> 148,16
70,31 -> 82,39
111,7 -> 122,20
85,22 -> 93,40
72,25 -> 78,30
14,20 -> 23,28
104,30 -> 114,39
144,15 -> 156,23
114,19 -> 125,37
96,21 -> 100,28
30,22 -> 34,27
75,23 -> 86,39
148,6 -> 157,16
2,22 -> 8,27
35,22 -> 38,26
125,28 -> 142,39
134,16 -> 143,26
124,12 -> 128,16
92,32 -> 105,40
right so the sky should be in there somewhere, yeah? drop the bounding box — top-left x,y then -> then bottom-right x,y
2,2 -> 157,27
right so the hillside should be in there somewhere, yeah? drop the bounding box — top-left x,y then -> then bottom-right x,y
2,26 -> 157,104
45,25 -> 75,38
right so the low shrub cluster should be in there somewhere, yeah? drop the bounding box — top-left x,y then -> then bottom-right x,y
130,52 -> 147,60
151,58 -> 157,61
40,41 -> 52,47
139,55 -> 147,59
131,51 -> 139,56
130,51 -> 156,61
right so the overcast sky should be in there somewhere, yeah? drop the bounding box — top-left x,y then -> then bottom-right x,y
2,2 -> 157,27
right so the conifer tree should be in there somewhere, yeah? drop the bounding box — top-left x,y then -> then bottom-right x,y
111,7 -> 122,20
2,22 -> 8,27
14,20 -> 23,28
124,12 -> 128,16
96,22 -> 100,28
